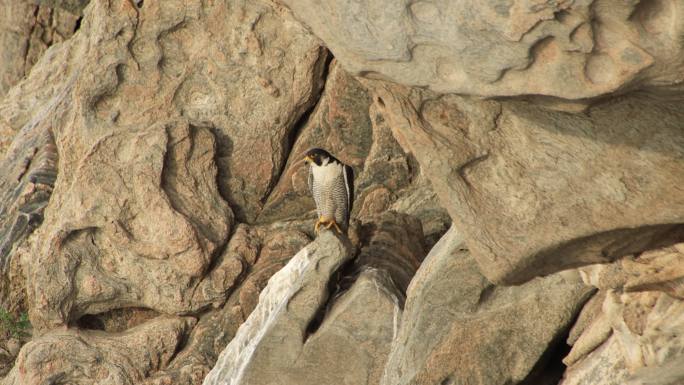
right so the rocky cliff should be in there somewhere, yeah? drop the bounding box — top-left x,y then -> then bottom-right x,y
0,1 -> 682,384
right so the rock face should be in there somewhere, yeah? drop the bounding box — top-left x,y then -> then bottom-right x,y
382,226 -> 594,385
0,128 -> 57,315
258,60 -> 449,247
0,0 -> 331,332
144,224 -> 311,385
202,230 -> 353,385
2,316 -> 196,385
280,0 -> 684,102
561,243 -> 684,385
0,0 -> 80,156
365,82 -> 684,284
0,0 -> 80,98
203,213 -> 426,385
1,0 -> 683,384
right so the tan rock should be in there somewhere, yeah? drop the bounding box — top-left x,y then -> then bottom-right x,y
25,121 -> 234,331
381,226 -> 593,385
0,0 -> 80,158
202,230 -> 353,385
143,224 -> 310,385
257,60 -> 374,224
366,81 -> 684,284
354,211 -> 425,293
36,0 -> 90,14
0,0 -> 79,98
259,62 -> 449,246
563,244 -> 684,385
580,243 -> 684,299
201,213 -> 426,385
0,0 -> 337,333
1,316 -> 196,385
292,268 -> 402,385
561,335 -> 630,385
281,0 -> 684,103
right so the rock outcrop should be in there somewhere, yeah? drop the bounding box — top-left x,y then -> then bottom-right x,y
280,0 -> 684,103
203,212 -> 427,385
0,129 -> 57,315
144,224 -> 311,385
364,82 -> 684,285
382,226 -> 594,385
0,0 -> 80,98
202,230 -> 354,385
0,0 -> 80,156
2,316 -> 195,385
562,243 -> 684,385
0,0 -> 683,384
258,60 -> 449,247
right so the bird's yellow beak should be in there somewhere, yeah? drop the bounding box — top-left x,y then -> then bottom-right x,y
303,155 -> 314,164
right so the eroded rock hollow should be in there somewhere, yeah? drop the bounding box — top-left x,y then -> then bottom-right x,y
0,0 -> 682,384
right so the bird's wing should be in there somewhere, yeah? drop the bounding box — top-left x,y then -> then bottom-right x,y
308,166 -> 320,217
343,164 -> 354,222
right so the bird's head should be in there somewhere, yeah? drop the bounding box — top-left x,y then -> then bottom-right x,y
303,148 -> 332,167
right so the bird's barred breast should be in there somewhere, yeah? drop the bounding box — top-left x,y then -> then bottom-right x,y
311,162 -> 348,224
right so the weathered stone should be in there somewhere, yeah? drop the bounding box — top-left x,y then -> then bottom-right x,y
390,172 -> 451,249
36,0 -> 90,14
179,1 -> 328,223
381,226 -> 593,385
563,243 -> 684,385
200,216 -> 427,385
0,0 -> 80,99
202,230 -> 353,385
0,0 -> 338,333
561,335 -> 629,385
290,267 -> 402,385
281,0 -> 684,104
561,290 -> 684,385
627,358 -> 684,385
1,316 -> 195,385
366,81 -> 684,284
2,0 -> 328,220
579,243 -> 684,299
354,211 -> 425,293
26,120 -> 235,331
257,60 -> 375,224
4,0 -> 683,384
144,224 -> 310,385
259,61 -> 449,246
0,0 -> 80,159
0,127 -> 56,315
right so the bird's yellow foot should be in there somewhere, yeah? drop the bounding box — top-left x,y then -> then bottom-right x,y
324,219 -> 343,234
314,217 -> 326,234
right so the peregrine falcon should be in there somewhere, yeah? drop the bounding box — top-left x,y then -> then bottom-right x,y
303,148 -> 354,234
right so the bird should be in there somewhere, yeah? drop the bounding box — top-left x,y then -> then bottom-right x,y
302,148 -> 354,234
